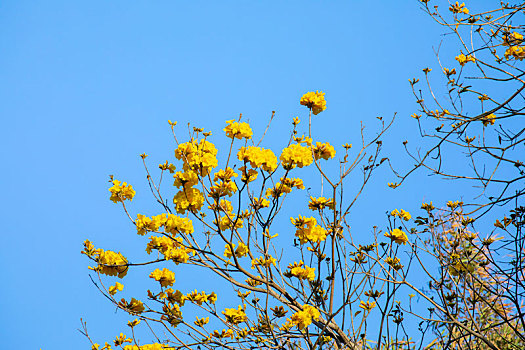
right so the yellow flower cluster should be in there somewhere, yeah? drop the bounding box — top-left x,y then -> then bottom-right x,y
186,290 -> 217,305
109,282 -> 124,295
312,142 -> 336,160
280,143 -> 313,169
109,179 -> 136,203
359,300 -> 376,311
222,305 -> 247,325
290,304 -> 320,329
208,168 -> 238,199
291,216 -> 327,244
237,146 -> 278,173
482,113 -> 496,126
173,170 -> 198,189
251,255 -> 277,269
91,247 -> 128,278
149,268 -> 175,287
455,53 -> 476,66
118,298 -> 145,314
173,187 -> 205,214
224,241 -> 249,258
251,197 -> 270,209
211,329 -> 234,339
308,196 -> 335,211
449,2 -> 469,14
123,344 -> 165,350
194,316 -> 209,327
300,91 -> 327,115
136,213 -> 194,236
384,228 -> 409,245
146,236 -> 194,264
265,177 -> 304,198
161,288 -> 187,306
223,120 -> 253,140
114,333 -> 132,346
216,214 -> 244,231
288,261 -> 315,281
175,139 -> 218,176
385,256 -> 403,271
504,45 -> 525,61
390,209 -> 411,221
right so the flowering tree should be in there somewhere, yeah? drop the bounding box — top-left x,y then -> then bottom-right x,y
81,1 -> 524,350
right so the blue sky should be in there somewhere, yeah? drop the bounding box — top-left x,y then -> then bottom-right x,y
0,1 -> 501,348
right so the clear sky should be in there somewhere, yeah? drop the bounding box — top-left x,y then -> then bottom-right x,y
0,1 -> 499,348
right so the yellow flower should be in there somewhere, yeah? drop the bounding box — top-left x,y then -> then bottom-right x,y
237,146 -> 278,172
251,197 -> 270,209
308,196 -> 335,211
149,268 -> 175,287
482,113 -> 496,126
291,216 -> 327,244
455,53 -> 476,66
312,142 -> 336,160
222,305 -> 247,325
118,298 -> 145,314
251,256 -> 277,269
390,209 -> 411,221
164,214 -> 194,235
223,120 -> 253,140
300,91 -> 327,115
175,140 -> 218,176
91,248 -> 128,278
114,333 -> 132,346
280,143 -> 313,169
291,304 -> 320,329
173,187 -> 204,214
288,261 -> 315,281
194,316 -> 210,327
109,179 -> 136,203
173,170 -> 199,189
109,282 -> 124,295
449,2 -> 469,14
385,256 -> 403,271
359,300 -> 376,311
384,229 -> 409,245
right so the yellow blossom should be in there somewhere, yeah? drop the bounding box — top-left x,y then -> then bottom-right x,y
237,146 -> 278,172
291,304 -> 320,329
91,248 -> 128,278
384,229 -> 409,245
288,261 -> 315,281
449,2 -> 469,14
173,170 -> 198,189
222,305 -> 247,325
109,179 -> 136,203
224,120 -> 253,140
114,333 -> 132,346
173,187 -> 204,214
118,298 -> 145,314
194,316 -> 209,327
291,216 -> 327,244
251,256 -> 277,269
312,142 -> 336,160
300,91 -> 326,115
280,143 -> 313,169
149,268 -> 175,287
359,300 -> 376,311
482,113 -> 496,126
251,197 -> 270,209
390,209 -> 411,221
455,53 -> 476,66
109,282 -> 124,295
308,196 -> 335,211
